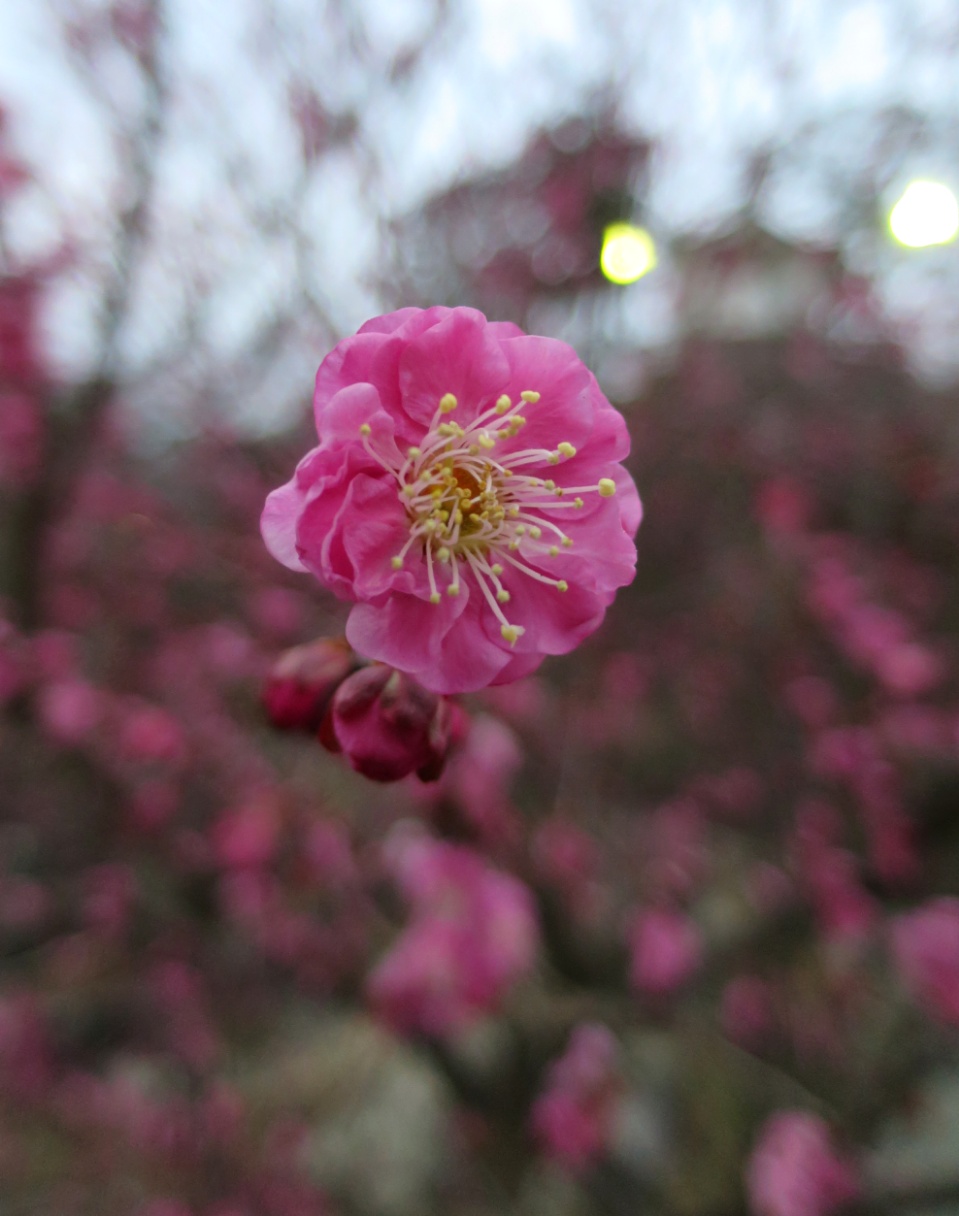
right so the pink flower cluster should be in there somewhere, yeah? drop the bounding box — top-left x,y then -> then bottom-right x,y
746,1111 -> 859,1216
262,307 -> 640,693
367,834 -> 538,1036
530,1023 -> 621,1171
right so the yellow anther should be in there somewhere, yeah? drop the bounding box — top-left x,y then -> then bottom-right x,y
549,545 -> 559,557
429,592 -> 441,604
556,580 -> 568,592
598,478 -> 616,497
501,624 -> 524,645
402,484 -> 417,497
508,506 -> 520,517
515,525 -> 526,536
497,589 -> 510,603
454,511 -> 463,525
438,423 -> 457,437
495,395 -> 512,414
557,442 -> 576,458
561,537 -> 573,548
555,487 -> 565,496
437,547 -> 450,562
407,446 -> 421,459
543,480 -> 556,491
547,452 -> 560,465
359,423 -> 372,436
491,564 -> 504,576
520,390 -> 540,404
529,525 -> 542,539
391,556 -> 404,570
439,393 -> 458,413
508,416 -> 526,432
468,444 -> 479,455
478,433 -> 496,450
574,497 -> 584,508
508,540 -> 521,551
447,582 -> 460,597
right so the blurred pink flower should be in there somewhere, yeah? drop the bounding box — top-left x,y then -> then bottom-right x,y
211,795 -> 281,870
628,907 -> 703,996
531,1023 -> 621,1171
890,898 -> 959,1025
746,1111 -> 858,1216
322,665 -> 455,782
262,307 -> 640,693
35,678 -> 101,745
368,835 -> 538,1035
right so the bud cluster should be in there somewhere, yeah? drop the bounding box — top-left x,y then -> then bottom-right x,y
263,637 -> 458,782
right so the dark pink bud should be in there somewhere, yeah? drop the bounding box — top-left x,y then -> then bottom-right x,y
262,637 -> 355,732
325,666 -> 453,783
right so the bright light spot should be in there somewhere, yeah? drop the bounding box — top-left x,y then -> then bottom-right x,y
600,223 -> 657,284
889,180 -> 959,249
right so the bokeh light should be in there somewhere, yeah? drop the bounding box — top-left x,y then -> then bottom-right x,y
888,180 -> 959,249
600,222 -> 657,284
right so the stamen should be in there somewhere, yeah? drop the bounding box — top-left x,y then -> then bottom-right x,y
426,539 -> 440,604
384,386 -> 608,646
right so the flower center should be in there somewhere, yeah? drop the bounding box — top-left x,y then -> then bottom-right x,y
360,392 -> 616,645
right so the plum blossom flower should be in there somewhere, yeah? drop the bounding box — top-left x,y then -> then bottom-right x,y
627,907 -> 703,996
367,833 -> 538,1035
531,1024 -> 622,1171
262,307 -> 641,694
746,1111 -> 858,1216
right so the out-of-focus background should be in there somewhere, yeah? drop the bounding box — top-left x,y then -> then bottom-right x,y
2,1 -> 959,1214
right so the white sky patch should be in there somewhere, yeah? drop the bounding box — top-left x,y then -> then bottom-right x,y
810,4 -> 893,101
2,0 -> 958,425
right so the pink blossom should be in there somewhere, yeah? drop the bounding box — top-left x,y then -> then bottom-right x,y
746,1111 -> 858,1216
628,907 -> 703,996
322,664 -> 454,782
424,712 -> 523,844
890,898 -> 959,1025
530,1024 -> 621,1171
368,836 -> 538,1035
262,307 -> 641,693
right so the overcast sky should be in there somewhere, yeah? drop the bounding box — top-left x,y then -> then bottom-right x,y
1,0 -> 958,426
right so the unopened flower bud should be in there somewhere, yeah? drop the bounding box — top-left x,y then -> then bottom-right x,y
323,665 -> 454,782
262,637 -> 356,732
